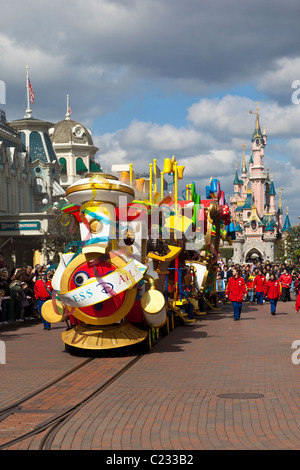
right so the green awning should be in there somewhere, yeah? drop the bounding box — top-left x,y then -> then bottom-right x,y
59,157 -> 67,173
76,157 -> 88,173
90,160 -> 102,172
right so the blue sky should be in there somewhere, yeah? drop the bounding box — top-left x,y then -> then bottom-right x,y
1,0 -> 300,225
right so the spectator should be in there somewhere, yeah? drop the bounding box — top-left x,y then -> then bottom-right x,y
222,265 -> 232,287
216,274 -> 225,298
9,271 -> 27,321
279,268 -> 292,302
34,267 -> 53,330
246,273 -> 255,302
0,268 -> 10,323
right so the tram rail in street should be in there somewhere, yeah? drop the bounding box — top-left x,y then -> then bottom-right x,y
0,352 -> 143,450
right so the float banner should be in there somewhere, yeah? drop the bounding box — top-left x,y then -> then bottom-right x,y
55,258 -> 146,308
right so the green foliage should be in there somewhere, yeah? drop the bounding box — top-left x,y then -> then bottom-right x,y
41,205 -> 80,263
276,225 -> 300,263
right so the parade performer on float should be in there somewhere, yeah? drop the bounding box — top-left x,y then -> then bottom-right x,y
225,267 -> 247,321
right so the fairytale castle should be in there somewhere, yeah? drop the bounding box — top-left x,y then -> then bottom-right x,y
229,107 -> 291,264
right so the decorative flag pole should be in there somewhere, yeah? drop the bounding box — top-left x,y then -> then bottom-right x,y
25,66 -> 34,118
65,94 -> 72,120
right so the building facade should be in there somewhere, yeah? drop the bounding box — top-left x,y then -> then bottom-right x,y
0,101 -> 101,268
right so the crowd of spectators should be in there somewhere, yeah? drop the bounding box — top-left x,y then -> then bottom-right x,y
215,260 -> 299,303
0,261 -> 54,325
1,255 -> 299,326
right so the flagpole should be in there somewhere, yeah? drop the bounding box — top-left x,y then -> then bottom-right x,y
65,94 -> 71,120
25,66 -> 32,118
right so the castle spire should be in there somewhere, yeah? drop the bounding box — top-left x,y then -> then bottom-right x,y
233,162 -> 243,185
282,206 -> 291,232
249,102 -> 262,140
278,187 -> 283,214
269,173 -> 276,195
255,103 -> 260,132
249,150 -> 253,165
242,142 -> 247,173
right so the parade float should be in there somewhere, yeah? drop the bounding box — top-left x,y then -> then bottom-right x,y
41,156 -> 235,353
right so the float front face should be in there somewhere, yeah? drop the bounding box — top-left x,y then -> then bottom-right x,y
57,251 -> 144,326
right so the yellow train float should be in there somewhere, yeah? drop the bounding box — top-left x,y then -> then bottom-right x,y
41,156 -> 236,353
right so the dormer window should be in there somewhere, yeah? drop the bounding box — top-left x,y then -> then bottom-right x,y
72,125 -> 85,138
251,219 -> 257,231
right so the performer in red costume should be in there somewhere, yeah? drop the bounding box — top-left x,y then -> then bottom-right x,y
225,267 -> 247,321
253,269 -> 267,305
266,272 -> 281,315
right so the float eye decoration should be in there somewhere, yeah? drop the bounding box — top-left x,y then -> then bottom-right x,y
73,271 -> 90,287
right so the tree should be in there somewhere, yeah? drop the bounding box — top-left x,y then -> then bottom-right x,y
276,225 -> 300,263
41,201 -> 80,264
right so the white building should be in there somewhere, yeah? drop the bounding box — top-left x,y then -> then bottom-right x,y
0,100 -> 101,267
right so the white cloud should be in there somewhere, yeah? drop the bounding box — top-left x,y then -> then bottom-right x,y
1,0 -> 300,225
94,94 -> 300,225
257,56 -> 300,100
188,95 -> 300,139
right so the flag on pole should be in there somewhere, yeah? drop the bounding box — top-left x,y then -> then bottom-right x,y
28,80 -> 35,103
68,104 -> 72,115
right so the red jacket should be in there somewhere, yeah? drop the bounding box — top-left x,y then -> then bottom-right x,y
34,279 -> 52,300
246,276 -> 254,290
266,279 -> 281,300
279,273 -> 292,288
225,276 -> 247,302
296,290 -> 300,312
253,274 -> 267,293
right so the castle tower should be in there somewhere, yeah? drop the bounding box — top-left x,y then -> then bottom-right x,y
249,104 -> 266,216
228,106 -> 283,264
